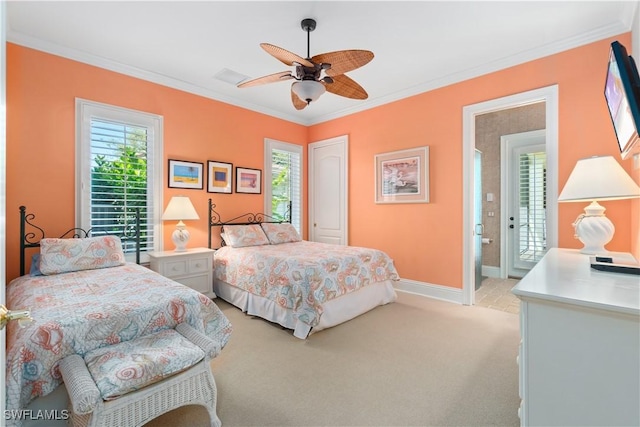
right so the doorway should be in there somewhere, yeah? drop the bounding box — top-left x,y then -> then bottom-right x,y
462,86 -> 559,306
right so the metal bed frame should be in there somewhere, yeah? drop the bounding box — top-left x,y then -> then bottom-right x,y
207,198 -> 292,248
19,205 -> 141,276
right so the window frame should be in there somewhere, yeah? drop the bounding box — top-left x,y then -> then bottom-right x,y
75,98 -> 163,262
263,138 -> 303,233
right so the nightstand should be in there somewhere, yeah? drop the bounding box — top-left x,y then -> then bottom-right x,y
148,247 -> 216,298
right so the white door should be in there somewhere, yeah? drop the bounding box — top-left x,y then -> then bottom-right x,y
308,135 -> 348,245
502,130 -> 547,278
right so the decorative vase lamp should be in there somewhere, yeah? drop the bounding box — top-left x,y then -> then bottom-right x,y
161,196 -> 200,252
558,155 -> 640,254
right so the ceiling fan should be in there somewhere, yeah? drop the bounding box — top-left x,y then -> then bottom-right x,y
237,18 -> 374,110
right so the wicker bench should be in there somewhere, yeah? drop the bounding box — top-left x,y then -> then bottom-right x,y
59,323 -> 222,427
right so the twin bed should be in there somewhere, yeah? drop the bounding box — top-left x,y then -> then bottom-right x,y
6,207 -> 232,423
207,199 -> 399,339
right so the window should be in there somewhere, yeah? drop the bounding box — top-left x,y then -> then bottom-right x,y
264,139 -> 302,233
76,99 -> 163,262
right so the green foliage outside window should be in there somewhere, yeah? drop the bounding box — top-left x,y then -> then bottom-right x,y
271,150 -> 291,221
90,130 -> 148,248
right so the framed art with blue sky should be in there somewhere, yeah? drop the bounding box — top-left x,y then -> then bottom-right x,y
207,160 -> 233,194
168,159 -> 203,189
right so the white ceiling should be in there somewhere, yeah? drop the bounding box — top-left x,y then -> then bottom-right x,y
6,1 -> 637,125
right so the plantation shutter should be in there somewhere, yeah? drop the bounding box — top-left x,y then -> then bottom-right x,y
518,151 -> 547,263
271,147 -> 302,232
264,139 -> 303,234
90,119 -> 156,255
77,99 -> 163,262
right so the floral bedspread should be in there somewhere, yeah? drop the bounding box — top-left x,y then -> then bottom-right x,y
6,263 -> 232,412
214,240 -> 399,327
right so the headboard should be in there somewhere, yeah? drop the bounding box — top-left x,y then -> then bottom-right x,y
207,198 -> 292,248
19,206 -> 141,276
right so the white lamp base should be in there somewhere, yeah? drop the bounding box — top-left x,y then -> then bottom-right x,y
572,201 -> 615,255
172,221 -> 191,252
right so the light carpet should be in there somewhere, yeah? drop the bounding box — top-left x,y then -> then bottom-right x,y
148,291 -> 521,427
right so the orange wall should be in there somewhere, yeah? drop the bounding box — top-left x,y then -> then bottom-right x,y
6,33 -> 638,287
5,43 -> 308,281
309,33 -> 637,288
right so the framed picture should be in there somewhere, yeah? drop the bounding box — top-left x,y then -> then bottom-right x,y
207,161 -> 233,194
375,146 -> 429,204
168,159 -> 204,189
235,167 -> 262,194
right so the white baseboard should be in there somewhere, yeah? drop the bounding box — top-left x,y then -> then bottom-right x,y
481,265 -> 502,278
394,278 -> 463,305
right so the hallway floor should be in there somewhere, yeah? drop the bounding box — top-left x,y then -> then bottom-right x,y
476,277 -> 521,314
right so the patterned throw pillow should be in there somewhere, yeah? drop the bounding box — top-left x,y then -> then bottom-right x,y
222,224 -> 270,247
261,223 -> 301,244
84,328 -> 205,401
39,235 -> 125,275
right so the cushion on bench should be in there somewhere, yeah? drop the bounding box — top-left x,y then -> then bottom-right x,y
84,328 -> 205,401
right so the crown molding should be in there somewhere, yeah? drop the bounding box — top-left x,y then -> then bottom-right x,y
306,19 -> 632,125
7,31 -> 309,125
8,16 -> 633,127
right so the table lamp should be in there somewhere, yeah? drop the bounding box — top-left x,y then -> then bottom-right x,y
558,155 -> 640,254
161,196 -> 200,252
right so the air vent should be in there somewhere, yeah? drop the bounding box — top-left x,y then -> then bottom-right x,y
214,68 -> 250,86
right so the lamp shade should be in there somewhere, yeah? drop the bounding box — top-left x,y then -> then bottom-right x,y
558,155 -> 640,254
558,155 -> 640,202
161,196 -> 199,220
291,80 -> 326,103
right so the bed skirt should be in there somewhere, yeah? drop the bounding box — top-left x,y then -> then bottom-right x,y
213,279 -> 397,339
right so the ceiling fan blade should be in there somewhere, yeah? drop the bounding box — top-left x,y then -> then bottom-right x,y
291,88 -> 308,110
312,50 -> 374,76
237,71 -> 294,88
261,43 -> 314,67
324,74 -> 368,100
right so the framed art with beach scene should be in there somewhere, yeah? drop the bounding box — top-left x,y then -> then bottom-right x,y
236,167 -> 262,194
168,159 -> 204,189
375,146 -> 429,204
207,160 -> 233,194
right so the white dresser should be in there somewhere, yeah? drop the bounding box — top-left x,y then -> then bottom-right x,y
148,247 -> 216,298
511,248 -> 639,426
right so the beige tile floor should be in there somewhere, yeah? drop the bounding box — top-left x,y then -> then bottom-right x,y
476,277 -> 521,314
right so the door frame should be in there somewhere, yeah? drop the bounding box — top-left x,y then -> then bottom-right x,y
502,130 -> 546,278
1,0 -> 7,417
308,135 -> 348,244
462,85 -> 559,305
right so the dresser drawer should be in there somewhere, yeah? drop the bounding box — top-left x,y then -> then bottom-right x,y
188,256 -> 210,274
163,259 -> 188,278
148,248 -> 216,298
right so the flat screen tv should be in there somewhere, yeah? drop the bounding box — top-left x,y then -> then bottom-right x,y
604,41 -> 640,159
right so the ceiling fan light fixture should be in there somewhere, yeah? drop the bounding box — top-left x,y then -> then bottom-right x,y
292,80 -> 325,104
240,17 -> 372,110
